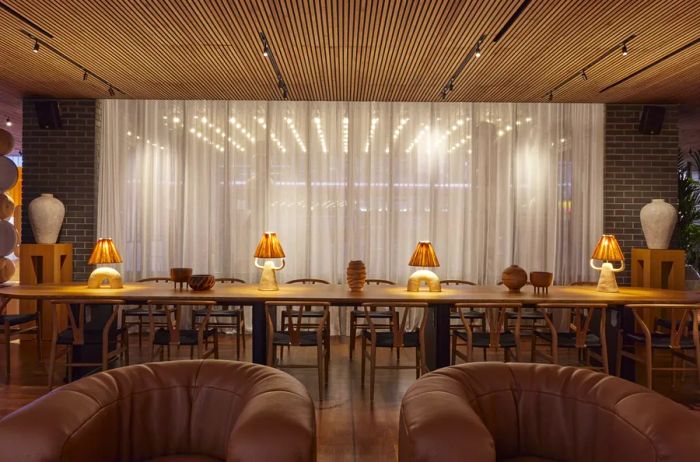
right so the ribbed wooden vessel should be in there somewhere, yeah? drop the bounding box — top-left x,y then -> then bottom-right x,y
502,265 -> 527,292
346,260 -> 367,292
188,274 -> 216,291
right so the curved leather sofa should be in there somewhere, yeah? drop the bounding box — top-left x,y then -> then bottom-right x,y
0,360 -> 316,462
400,362 -> 700,462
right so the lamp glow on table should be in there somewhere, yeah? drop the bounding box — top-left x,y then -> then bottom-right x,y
590,234 -> 625,293
254,232 -> 285,291
407,241 -> 441,292
87,238 -> 124,289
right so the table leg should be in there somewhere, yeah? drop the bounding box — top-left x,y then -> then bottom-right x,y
424,303 -> 451,371
252,301 -> 267,364
611,304 -> 636,380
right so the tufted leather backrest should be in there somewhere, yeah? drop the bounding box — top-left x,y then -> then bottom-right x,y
400,362 -> 700,462
0,360 -> 316,462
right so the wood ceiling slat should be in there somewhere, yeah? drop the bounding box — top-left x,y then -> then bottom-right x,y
0,0 -> 698,106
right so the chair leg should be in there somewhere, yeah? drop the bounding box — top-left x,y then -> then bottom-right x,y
36,311 -> 42,361
360,334 -> 366,387
369,343 -> 377,402
615,331 -> 623,377
4,324 -> 10,384
190,345 -> 194,359
645,344 -> 653,390
241,311 -> 246,351
451,333 -> 457,365
213,331 -> 219,359
317,344 -> 324,401
530,333 -> 537,362
236,320 -> 242,360
324,334 -> 330,386
349,315 -> 356,360
138,317 -> 143,349
415,347 -> 420,378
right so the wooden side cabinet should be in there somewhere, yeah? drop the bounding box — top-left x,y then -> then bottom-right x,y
19,243 -> 73,341
630,248 -> 685,291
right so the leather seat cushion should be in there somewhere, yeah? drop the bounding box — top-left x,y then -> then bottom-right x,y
0,314 -> 37,326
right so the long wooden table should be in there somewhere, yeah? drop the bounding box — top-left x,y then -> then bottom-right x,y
1,282 -> 698,373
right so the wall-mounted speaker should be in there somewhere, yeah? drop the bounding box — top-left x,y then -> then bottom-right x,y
638,105 -> 665,135
34,101 -> 62,129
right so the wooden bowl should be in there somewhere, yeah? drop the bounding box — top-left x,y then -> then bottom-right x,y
188,274 -> 216,291
170,267 -> 192,284
501,265 -> 527,292
530,271 -> 554,291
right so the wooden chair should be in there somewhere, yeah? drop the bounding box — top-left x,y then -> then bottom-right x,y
0,298 -> 41,384
360,302 -> 428,402
617,304 -> 700,389
443,280 -> 485,361
349,279 -> 396,360
281,278 -> 331,360
47,299 -> 128,390
532,303 -> 609,373
452,303 -> 522,364
147,300 -> 218,361
266,301 -> 330,400
192,278 -> 246,359
121,277 -> 171,348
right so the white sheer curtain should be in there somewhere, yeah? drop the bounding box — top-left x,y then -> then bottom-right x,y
98,100 -> 604,332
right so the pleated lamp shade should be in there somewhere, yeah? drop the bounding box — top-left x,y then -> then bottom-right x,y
88,238 -> 123,265
254,232 -> 286,259
590,234 -> 624,262
409,241 -> 439,267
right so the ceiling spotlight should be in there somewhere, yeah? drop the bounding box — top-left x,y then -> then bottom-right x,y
581,69 -> 588,80
263,45 -> 270,57
548,91 -> 554,102
621,43 -> 628,56
4,118 -> 11,127
83,70 -> 89,81
32,40 -> 40,53
474,44 -> 482,58
108,86 -> 115,97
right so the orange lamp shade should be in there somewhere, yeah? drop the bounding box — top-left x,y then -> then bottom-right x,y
254,232 -> 285,259
590,234 -> 624,262
408,241 -> 440,267
87,238 -> 123,265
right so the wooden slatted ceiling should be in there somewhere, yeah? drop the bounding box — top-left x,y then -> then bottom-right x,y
0,0 -> 698,109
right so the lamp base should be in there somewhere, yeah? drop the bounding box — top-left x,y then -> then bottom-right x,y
88,267 -> 123,289
596,262 -> 619,293
258,261 -> 280,291
407,269 -> 441,292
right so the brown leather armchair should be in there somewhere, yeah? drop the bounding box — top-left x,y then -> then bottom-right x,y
400,362 -> 700,462
0,360 -> 316,462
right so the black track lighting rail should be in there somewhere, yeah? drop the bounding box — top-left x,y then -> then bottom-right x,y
492,0 -> 531,44
20,30 -> 126,96
440,34 -> 486,99
0,2 -> 53,38
259,31 -> 289,99
600,36 -> 700,93
544,34 -> 635,100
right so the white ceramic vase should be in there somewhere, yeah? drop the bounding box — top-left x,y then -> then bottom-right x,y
28,194 -> 65,244
640,199 -> 677,249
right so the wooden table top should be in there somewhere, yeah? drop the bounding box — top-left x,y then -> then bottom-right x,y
0,282 -> 698,306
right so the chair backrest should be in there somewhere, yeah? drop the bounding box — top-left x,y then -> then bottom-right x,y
287,278 -> 330,285
139,277 -> 171,283
361,302 -> 428,348
265,301 -> 330,346
625,304 -> 700,349
216,277 -> 245,284
538,303 -> 607,348
442,279 -> 476,286
365,279 -> 395,285
455,303 -> 522,348
146,300 -> 216,344
50,299 -> 124,345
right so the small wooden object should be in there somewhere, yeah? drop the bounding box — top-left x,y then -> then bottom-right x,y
346,260 -> 367,292
502,265 -> 527,292
170,267 -> 192,290
188,274 -> 216,291
530,271 -> 553,294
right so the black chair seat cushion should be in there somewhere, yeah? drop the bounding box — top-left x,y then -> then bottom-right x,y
450,311 -> 485,320
0,313 -> 37,326
123,308 -> 158,317
272,331 -> 321,346
454,330 -> 517,348
624,332 -> 696,349
57,327 -> 127,345
193,308 -> 242,318
534,331 -> 602,348
362,330 -> 420,348
351,309 -> 393,319
280,310 -> 325,318
655,318 -> 693,330
153,328 -> 216,346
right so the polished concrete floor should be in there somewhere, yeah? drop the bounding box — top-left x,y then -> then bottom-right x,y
1,334 -> 699,461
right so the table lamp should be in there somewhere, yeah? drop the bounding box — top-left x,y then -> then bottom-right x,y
590,234 -> 624,293
407,241 -> 441,292
254,232 -> 286,291
87,238 -> 124,289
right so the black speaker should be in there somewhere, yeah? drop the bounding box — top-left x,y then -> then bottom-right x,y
34,101 -> 62,129
638,105 -> 665,135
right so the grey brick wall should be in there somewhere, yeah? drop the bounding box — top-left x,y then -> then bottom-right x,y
21,99 -> 98,281
604,104 -> 679,285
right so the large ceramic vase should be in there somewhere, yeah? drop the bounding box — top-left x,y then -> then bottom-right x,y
28,194 -> 65,244
502,265 -> 527,292
640,199 -> 677,249
346,260 -> 367,292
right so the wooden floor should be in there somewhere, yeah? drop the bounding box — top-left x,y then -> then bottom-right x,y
1,334 -> 699,461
